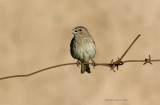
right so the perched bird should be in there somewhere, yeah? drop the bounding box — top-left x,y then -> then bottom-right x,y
70,26 -> 96,74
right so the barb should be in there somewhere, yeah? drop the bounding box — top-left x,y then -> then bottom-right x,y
0,34 -> 160,81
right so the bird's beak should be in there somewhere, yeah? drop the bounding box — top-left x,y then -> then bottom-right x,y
72,32 -> 76,34
72,29 -> 76,35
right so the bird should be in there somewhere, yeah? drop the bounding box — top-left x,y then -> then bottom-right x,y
70,26 -> 96,74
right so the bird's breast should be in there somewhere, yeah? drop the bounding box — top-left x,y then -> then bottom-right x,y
71,36 -> 96,62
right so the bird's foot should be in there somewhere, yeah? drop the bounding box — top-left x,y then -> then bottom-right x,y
76,60 -> 81,67
91,59 -> 96,69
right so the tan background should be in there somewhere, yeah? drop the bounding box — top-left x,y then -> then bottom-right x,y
0,0 -> 160,105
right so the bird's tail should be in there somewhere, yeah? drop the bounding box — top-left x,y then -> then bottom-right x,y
81,64 -> 90,74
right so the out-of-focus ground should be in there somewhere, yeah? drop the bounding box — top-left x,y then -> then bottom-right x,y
0,0 -> 160,105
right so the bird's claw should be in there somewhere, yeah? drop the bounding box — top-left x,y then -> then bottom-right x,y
91,59 -> 96,69
76,60 -> 81,67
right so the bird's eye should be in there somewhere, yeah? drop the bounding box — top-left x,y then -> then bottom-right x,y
75,30 -> 77,32
79,29 -> 82,31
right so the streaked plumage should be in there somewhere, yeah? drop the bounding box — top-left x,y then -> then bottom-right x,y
70,26 -> 96,74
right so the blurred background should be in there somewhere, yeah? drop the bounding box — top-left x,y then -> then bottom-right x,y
0,0 -> 160,105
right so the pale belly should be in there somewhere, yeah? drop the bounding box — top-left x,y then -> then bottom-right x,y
71,40 -> 96,62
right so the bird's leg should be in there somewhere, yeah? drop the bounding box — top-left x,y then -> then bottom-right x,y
76,60 -> 81,67
91,59 -> 96,69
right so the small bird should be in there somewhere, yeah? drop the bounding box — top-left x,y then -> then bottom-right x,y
70,26 -> 96,74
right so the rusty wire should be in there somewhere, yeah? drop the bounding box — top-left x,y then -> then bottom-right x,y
0,35 -> 159,80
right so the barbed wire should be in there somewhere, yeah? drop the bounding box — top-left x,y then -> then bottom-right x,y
0,35 -> 159,80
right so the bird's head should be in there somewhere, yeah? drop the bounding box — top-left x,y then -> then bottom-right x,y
72,26 -> 89,37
